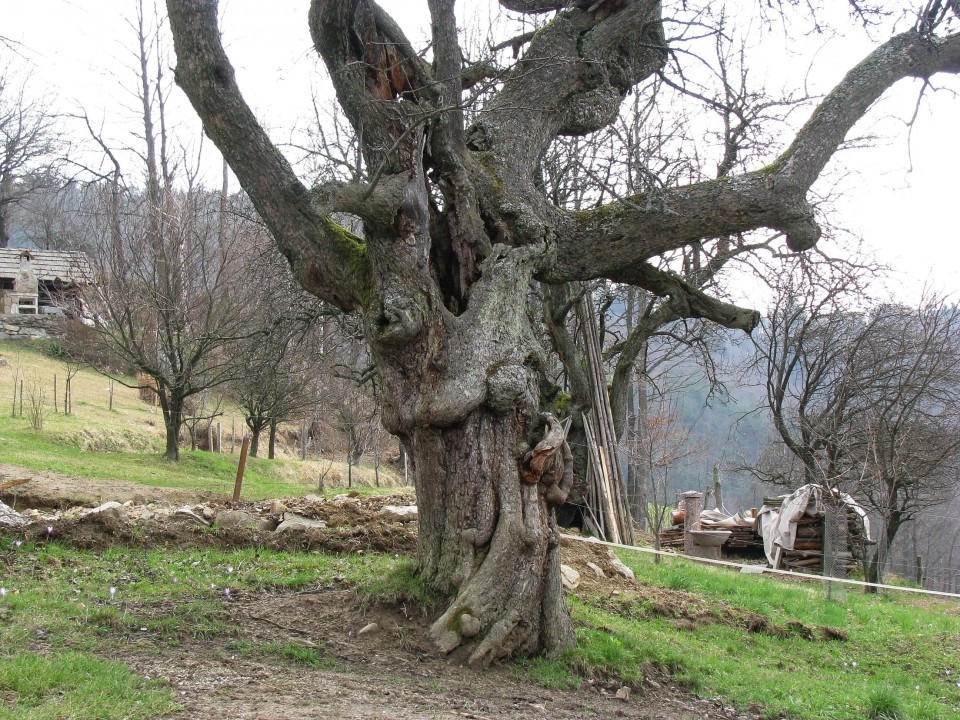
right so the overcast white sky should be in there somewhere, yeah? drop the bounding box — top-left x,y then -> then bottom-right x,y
6,1 -> 959,304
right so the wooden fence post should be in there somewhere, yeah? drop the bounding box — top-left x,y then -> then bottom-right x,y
233,437 -> 250,502
300,418 -> 307,460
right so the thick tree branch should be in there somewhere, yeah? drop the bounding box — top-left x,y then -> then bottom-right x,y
467,1 -> 665,172
165,0 -> 366,311
778,29 -> 960,189
552,29 -> 960,282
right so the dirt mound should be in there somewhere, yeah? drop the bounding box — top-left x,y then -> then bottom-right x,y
10,492 -> 418,556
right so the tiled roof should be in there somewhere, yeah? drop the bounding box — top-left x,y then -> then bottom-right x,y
0,249 -> 93,284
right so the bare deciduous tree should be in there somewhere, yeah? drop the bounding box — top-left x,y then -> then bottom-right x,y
84,3 -> 257,460
755,257 -> 960,584
0,60 -> 67,247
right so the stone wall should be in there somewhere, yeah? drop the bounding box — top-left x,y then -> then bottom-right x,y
0,314 -> 65,341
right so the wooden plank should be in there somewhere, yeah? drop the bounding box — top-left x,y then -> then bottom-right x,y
0,478 -> 29,491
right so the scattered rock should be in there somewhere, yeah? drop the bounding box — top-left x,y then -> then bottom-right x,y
459,613 -> 481,638
378,505 -> 418,523
529,703 -> 547,712
608,555 -> 635,580
196,505 -> 215,521
275,512 -> 328,533
122,500 -> 134,507
560,564 -> 581,591
357,622 -> 380,637
0,500 -> 27,529
175,507 -> 211,526
82,501 -> 123,517
301,495 -> 325,505
267,500 -> 289,517
214,509 -> 269,531
615,687 -> 631,701
586,561 -> 606,578
333,494 -> 359,505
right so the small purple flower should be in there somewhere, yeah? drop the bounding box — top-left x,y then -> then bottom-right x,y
172,577 -> 178,584
109,587 -> 116,600
45,526 -> 53,535
227,566 -> 234,574
0,588 -> 7,597
224,588 -> 231,598
13,540 -> 22,548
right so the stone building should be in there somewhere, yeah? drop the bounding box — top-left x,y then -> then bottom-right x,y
0,248 -> 91,316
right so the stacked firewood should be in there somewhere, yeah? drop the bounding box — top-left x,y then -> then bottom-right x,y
705,521 -> 764,551
777,510 -> 865,574
657,525 -> 684,550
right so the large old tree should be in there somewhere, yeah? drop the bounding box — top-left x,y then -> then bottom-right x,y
165,0 -> 960,663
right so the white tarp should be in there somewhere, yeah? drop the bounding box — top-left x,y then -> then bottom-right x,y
756,484 -> 872,565
700,508 -> 756,528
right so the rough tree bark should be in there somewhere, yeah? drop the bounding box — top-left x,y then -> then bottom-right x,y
165,0 -> 960,663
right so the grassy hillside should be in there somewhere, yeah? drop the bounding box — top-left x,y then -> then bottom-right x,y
0,339 -> 401,498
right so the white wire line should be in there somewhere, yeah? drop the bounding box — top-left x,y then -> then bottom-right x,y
560,533 -> 960,600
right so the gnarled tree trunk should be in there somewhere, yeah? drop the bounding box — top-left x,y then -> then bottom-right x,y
166,0 -> 960,662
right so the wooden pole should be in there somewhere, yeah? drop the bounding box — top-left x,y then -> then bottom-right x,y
300,418 -> 307,460
19,380 -> 23,417
108,379 -> 114,411
53,375 -> 58,414
916,555 -> 924,586
578,294 -> 634,545
233,437 -> 250,502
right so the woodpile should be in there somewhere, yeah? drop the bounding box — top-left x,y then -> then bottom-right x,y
658,525 -> 684,550
776,509 -> 868,574
706,522 -> 763,552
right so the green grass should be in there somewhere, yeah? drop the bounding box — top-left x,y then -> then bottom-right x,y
550,549 -> 960,720
0,651 -> 176,719
0,339 -> 402,498
2,539 -> 958,719
227,640 -> 337,669
0,541 -> 432,719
